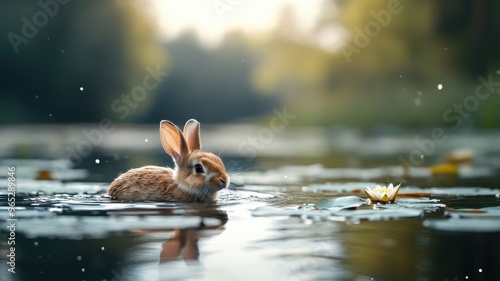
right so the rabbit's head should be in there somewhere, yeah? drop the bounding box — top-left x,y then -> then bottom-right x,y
160,119 -> 230,199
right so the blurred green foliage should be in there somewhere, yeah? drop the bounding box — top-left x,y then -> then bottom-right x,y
253,0 -> 500,127
1,0 -> 499,127
1,0 -> 166,123
143,31 -> 278,125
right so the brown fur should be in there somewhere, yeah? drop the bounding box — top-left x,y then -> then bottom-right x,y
108,166 -> 219,202
107,119 -> 229,203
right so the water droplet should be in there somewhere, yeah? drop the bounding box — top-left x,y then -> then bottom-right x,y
35,95 -> 39,99
497,70 -> 500,74
437,84 -> 443,90
145,139 -> 148,142
61,49 -> 65,53
34,241 -> 39,246
77,256 -> 82,261
241,59 -> 245,62
414,98 -> 421,106
101,247 -> 105,251
284,175 -> 288,178
399,75 -> 402,78
95,159 -> 100,164
80,87 -> 84,91
417,91 -> 423,96
81,268 -> 85,272
479,269 -> 482,273
47,37 -> 50,40
420,155 -> 424,159
49,114 -> 52,117
466,276 -> 468,279
444,47 -> 447,51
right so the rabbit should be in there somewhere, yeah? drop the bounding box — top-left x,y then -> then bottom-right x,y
108,119 -> 230,203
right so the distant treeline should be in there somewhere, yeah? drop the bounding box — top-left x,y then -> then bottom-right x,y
1,0 -> 499,128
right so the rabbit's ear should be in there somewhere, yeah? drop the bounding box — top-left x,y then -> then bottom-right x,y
183,119 -> 201,152
160,120 -> 189,165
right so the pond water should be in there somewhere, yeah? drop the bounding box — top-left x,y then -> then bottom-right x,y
1,125 -> 500,281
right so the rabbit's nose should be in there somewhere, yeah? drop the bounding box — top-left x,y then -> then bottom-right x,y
219,179 -> 228,188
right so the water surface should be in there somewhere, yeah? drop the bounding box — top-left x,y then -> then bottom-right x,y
1,126 -> 499,281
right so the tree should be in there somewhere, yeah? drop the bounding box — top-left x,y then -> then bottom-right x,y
143,31 -> 277,124
0,0 -> 167,124
251,0 -> 500,127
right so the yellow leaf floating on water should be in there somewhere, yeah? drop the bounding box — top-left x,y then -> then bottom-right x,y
36,170 -> 54,180
430,163 -> 458,176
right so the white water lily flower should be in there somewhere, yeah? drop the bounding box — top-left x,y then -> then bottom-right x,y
364,183 -> 401,203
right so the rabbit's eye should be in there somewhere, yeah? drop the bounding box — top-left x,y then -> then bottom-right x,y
194,164 -> 204,174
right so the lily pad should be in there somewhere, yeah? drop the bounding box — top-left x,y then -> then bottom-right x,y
395,198 -> 441,204
399,186 -> 500,197
395,198 -> 446,211
252,207 -> 334,221
336,206 -> 423,222
446,206 -> 500,219
303,182 -> 379,194
314,196 -> 367,211
429,187 -> 500,196
253,196 -> 424,222
0,180 -> 108,195
14,215 -> 223,239
423,218 -> 500,232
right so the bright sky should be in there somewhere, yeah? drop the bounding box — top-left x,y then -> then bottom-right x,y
148,0 -> 327,46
